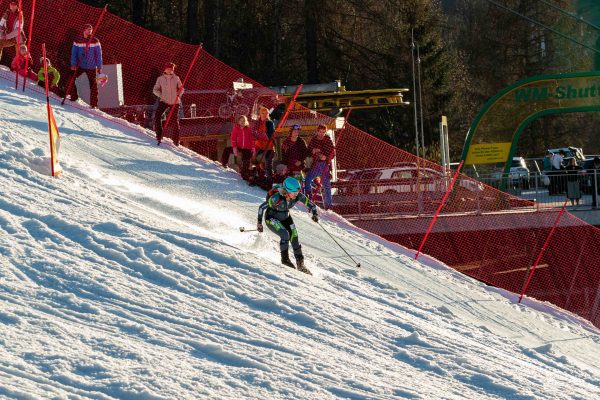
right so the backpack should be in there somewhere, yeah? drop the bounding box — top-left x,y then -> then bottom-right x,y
266,185 -> 281,201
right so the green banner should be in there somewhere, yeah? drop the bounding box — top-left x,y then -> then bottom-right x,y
461,72 -> 600,189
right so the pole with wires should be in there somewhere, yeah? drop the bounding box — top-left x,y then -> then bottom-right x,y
416,43 -> 425,160
317,222 -> 360,268
410,29 -> 420,159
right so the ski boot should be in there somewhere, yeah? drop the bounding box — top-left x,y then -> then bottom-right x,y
281,251 -> 296,269
296,256 -> 312,275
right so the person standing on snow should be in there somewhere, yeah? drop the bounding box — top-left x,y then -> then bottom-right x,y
304,124 -> 334,209
257,176 -> 319,274
153,62 -> 183,146
0,0 -> 24,62
68,23 -> 103,108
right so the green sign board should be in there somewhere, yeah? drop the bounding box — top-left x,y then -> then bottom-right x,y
461,72 -> 600,190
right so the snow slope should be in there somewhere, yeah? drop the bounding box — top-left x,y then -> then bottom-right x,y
0,69 -> 599,399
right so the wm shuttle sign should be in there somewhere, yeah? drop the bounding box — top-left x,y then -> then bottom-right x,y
461,72 -> 600,188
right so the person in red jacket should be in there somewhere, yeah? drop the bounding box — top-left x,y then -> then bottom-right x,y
11,44 -> 36,80
252,106 -> 275,187
230,115 -> 255,180
0,1 -> 24,62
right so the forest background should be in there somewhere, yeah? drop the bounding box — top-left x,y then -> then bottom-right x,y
62,0 -> 600,159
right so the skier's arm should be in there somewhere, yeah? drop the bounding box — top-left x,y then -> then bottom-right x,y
257,201 -> 269,224
297,193 -> 318,218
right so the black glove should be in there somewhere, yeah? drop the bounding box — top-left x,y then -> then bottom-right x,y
257,223 -> 263,232
312,214 -> 318,223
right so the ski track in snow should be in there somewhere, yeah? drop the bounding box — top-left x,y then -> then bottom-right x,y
0,68 -> 599,399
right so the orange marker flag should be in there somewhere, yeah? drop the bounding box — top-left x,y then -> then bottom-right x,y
43,43 -> 62,176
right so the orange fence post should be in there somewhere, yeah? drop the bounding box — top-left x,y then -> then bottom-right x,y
518,198 -> 569,303
415,161 -> 464,260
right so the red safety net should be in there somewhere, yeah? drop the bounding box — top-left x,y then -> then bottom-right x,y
2,0 -> 599,327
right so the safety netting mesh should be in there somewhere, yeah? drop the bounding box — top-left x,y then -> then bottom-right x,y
3,0 -> 599,327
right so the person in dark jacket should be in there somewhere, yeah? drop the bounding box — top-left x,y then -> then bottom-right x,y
257,177 -> 318,274
564,157 -> 582,206
68,23 -> 103,108
592,157 -> 600,208
281,124 -> 308,176
304,124 -> 334,209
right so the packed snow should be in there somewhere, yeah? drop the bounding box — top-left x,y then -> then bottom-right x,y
0,68 -> 598,399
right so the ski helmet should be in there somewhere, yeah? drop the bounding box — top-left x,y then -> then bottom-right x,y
283,177 -> 300,194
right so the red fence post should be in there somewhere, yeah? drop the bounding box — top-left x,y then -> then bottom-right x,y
518,198 -> 569,303
21,0 -> 36,91
15,0 -> 23,90
415,161 -> 464,260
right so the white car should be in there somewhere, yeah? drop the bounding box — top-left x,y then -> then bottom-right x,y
338,166 -> 483,195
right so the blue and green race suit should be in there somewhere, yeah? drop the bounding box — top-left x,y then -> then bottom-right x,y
257,186 -> 318,256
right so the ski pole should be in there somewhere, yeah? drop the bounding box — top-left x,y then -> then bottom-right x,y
239,227 -> 258,232
317,222 -> 360,268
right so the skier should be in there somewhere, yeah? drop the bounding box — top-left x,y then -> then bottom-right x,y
257,176 -> 319,274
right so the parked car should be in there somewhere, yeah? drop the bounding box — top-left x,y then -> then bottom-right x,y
547,147 -> 585,163
336,166 -> 483,196
490,157 -> 531,189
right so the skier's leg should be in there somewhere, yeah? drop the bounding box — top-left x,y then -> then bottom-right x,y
265,217 -> 294,268
282,217 -> 310,273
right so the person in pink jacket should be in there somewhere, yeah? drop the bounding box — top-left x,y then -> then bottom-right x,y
230,115 -> 255,180
11,44 -> 36,81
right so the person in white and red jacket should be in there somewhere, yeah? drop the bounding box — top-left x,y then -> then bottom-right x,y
0,1 -> 25,63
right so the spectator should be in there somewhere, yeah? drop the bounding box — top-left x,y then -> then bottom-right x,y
564,157 -> 582,206
551,150 -> 564,170
152,62 -> 183,146
252,106 -> 275,187
230,114 -> 255,180
37,57 -> 61,93
304,124 -> 334,209
0,0 -> 24,63
591,156 -> 600,208
10,44 -> 35,80
273,163 -> 288,185
542,150 -> 552,171
548,150 -> 565,195
68,23 -> 103,108
281,124 -> 308,176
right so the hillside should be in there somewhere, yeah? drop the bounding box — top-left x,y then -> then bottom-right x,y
0,68 -> 599,399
